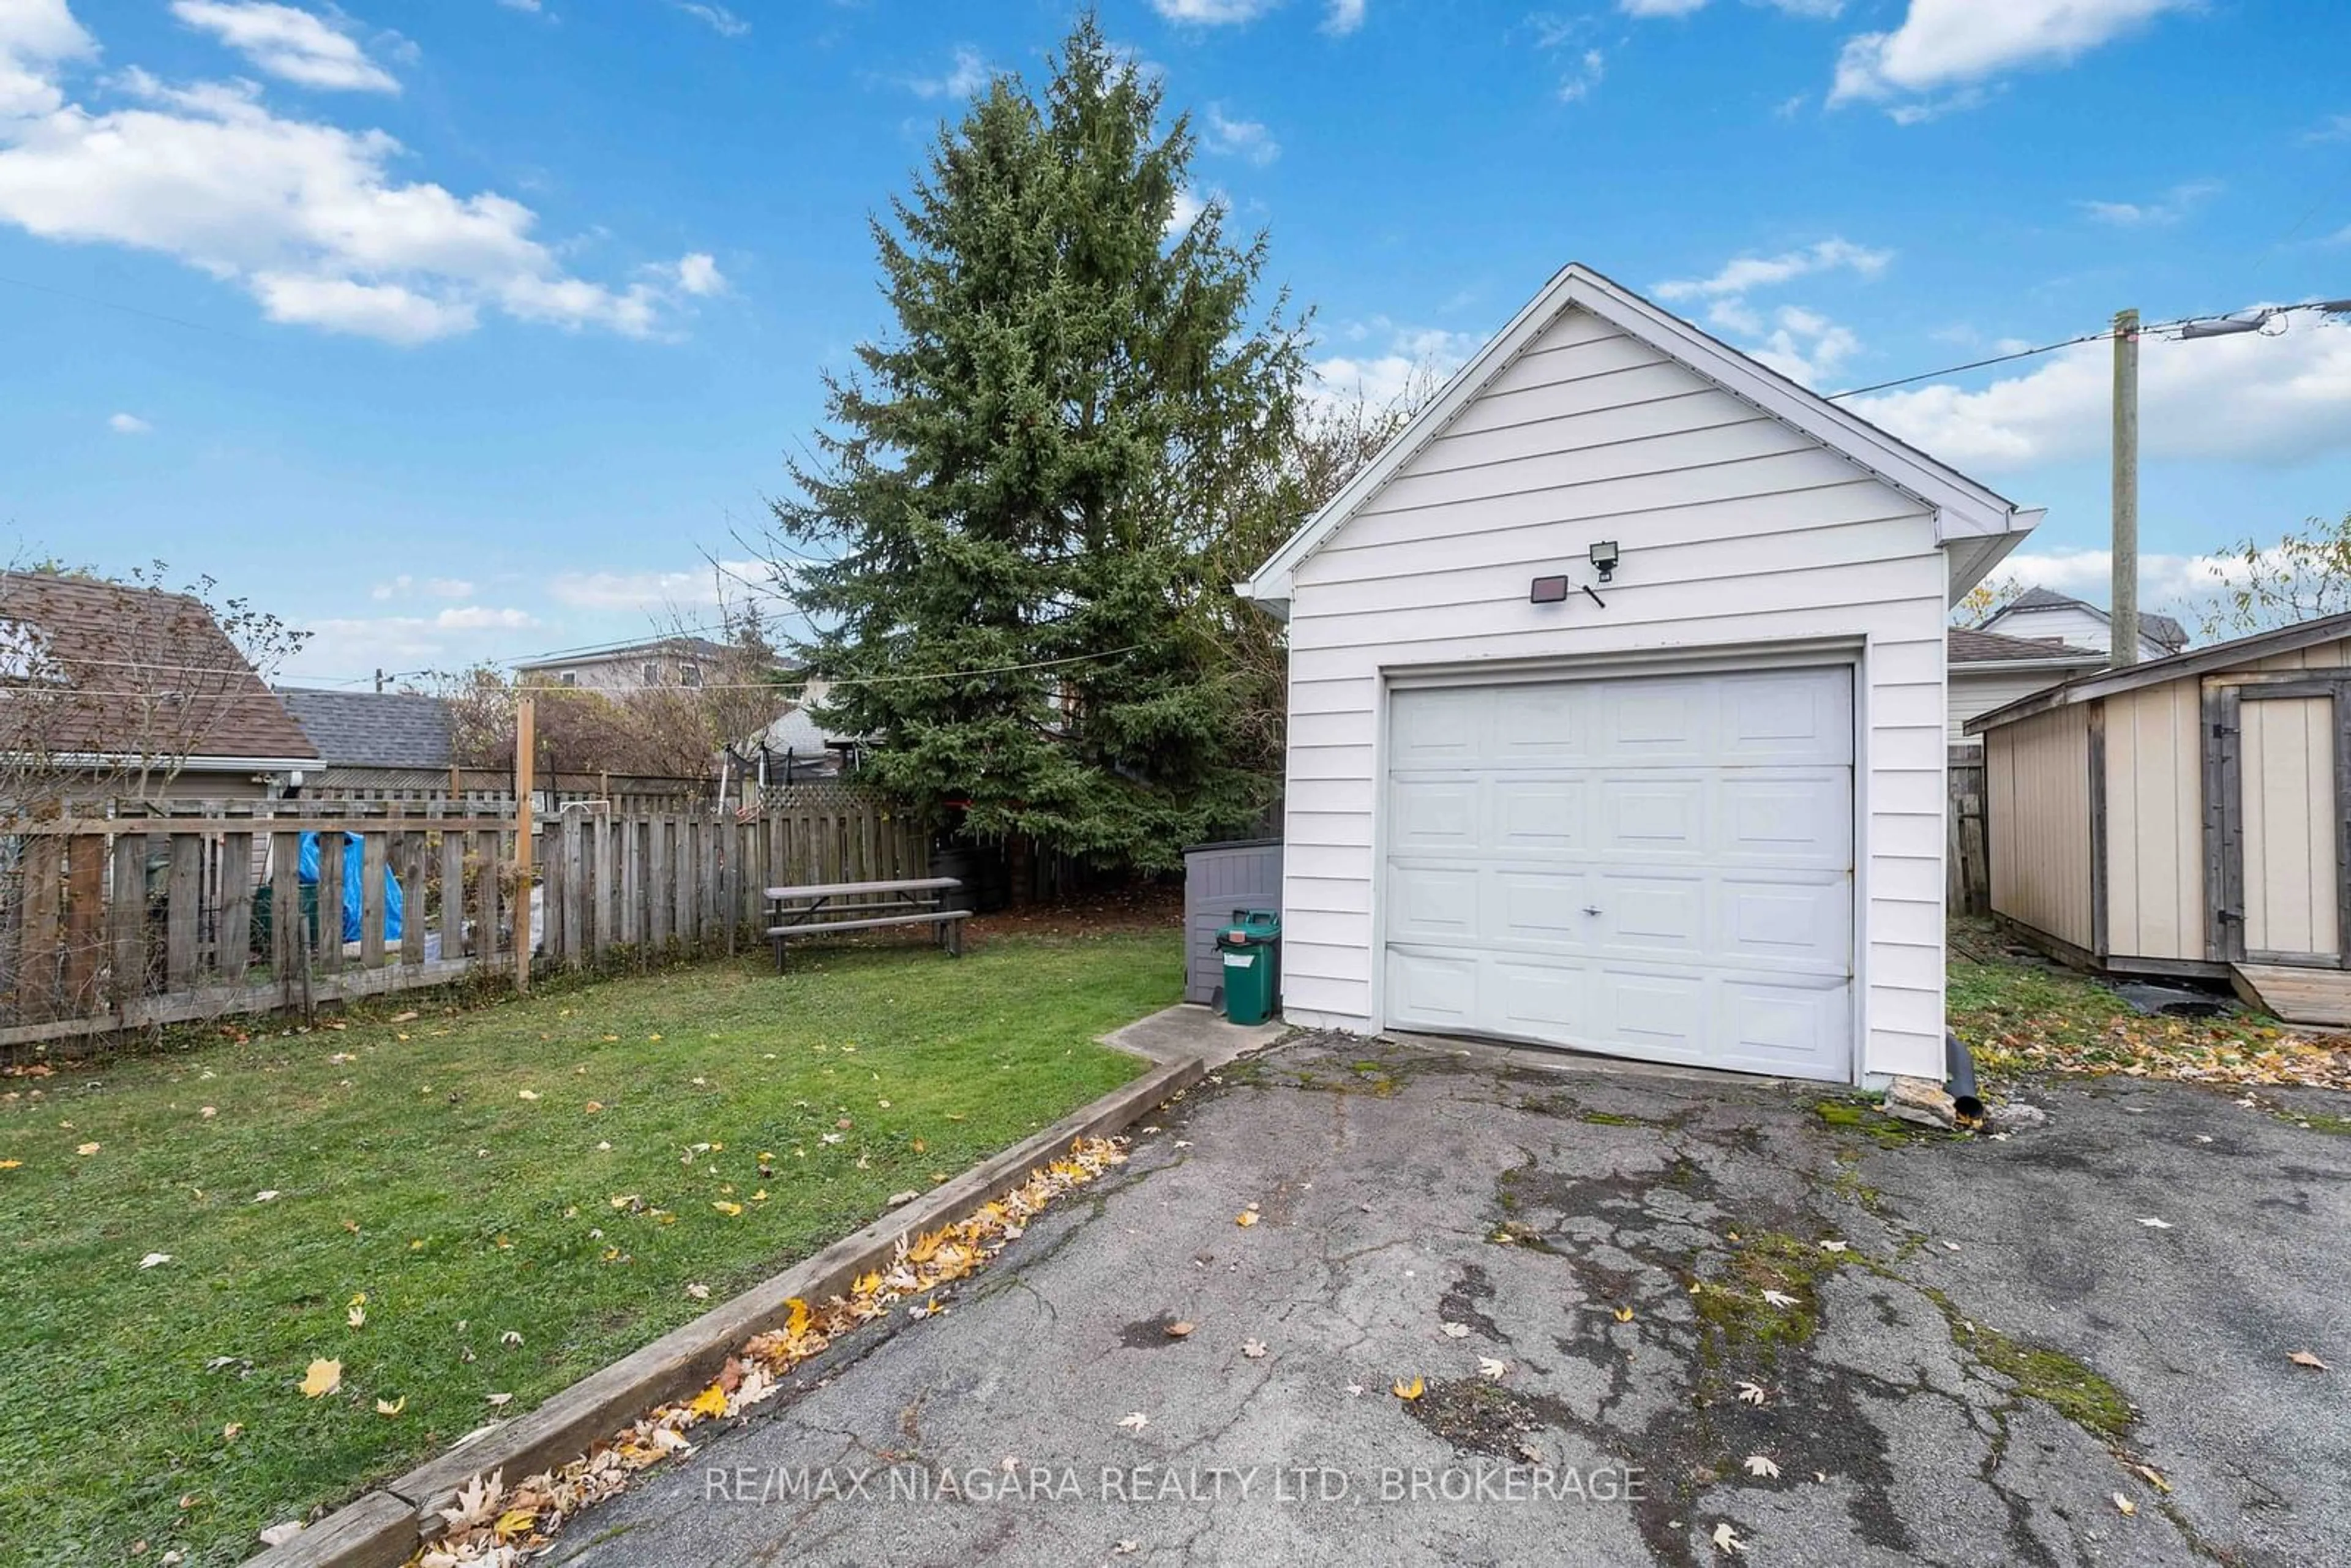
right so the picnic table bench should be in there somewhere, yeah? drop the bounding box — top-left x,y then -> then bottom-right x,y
763,876 -> 969,972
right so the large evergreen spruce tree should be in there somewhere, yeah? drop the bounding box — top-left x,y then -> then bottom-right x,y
771,14 -> 1303,872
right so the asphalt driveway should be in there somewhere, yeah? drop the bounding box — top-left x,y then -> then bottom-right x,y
552,1032 -> 2351,1567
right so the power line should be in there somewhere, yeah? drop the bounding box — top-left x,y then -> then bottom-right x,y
0,271 -> 260,344
1825,299 -> 2349,402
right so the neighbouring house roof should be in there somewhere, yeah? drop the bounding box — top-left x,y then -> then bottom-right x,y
758,705 -> 856,757
1992,587 -> 2189,652
1948,626 -> 2105,667
515,635 -> 732,672
1967,610 -> 2351,733
1240,262 -> 2044,615
0,571 -> 318,768
276,688 -> 454,770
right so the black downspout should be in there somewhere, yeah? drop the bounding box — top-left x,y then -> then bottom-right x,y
1944,1031 -> 1985,1121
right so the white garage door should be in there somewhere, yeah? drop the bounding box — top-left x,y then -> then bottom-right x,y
1382,666 -> 1854,1081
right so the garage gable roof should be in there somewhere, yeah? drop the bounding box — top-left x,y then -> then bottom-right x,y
1242,263 -> 2041,613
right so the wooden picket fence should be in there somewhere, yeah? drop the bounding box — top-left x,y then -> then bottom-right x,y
1948,744 -> 1989,917
0,789 -> 926,1052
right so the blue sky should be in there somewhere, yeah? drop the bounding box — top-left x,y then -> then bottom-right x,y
2,0 -> 2347,684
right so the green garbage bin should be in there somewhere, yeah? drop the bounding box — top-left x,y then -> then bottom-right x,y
1216,909 -> 1281,1026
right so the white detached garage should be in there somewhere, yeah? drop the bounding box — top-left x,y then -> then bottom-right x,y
1240,264 -> 2044,1086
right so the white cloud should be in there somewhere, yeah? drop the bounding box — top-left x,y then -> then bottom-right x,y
433,604 -> 534,630
0,0 -> 93,118
1150,0 -> 1277,23
2305,113 -> 2351,144
297,604 -> 538,675
170,2 -> 399,94
0,21 -> 717,344
1526,15 -> 1606,101
2079,179 -> 2219,227
1852,316 -> 2351,472
1204,105 -> 1279,166
1322,0 -> 1367,36
1557,48 -> 1605,102
1742,304 -> 1860,387
1310,320 -> 1482,409
1656,238 -> 1891,299
670,3 -> 748,38
547,561 -> 769,613
497,0 -> 543,10
1165,186 -> 1212,239
904,45 -> 989,101
107,411 -> 151,434
671,252 -> 725,296
1621,0 -> 1708,15
1774,92 -> 1808,117
371,574 -> 475,601
1832,0 -> 2195,115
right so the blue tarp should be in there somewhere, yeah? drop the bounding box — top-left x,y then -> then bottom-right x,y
298,831 -> 403,943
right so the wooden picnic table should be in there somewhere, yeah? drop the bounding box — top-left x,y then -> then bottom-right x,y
763,876 -> 969,972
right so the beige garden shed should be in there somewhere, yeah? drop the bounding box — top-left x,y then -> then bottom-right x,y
1968,612 -> 2351,1024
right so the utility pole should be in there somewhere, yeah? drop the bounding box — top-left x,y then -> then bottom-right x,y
514,694 -> 535,993
373,667 -> 387,693
2110,308 -> 2140,670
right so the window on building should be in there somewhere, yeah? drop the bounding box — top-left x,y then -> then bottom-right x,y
642,661 -> 661,686
680,663 -> 703,688
559,670 -> 578,687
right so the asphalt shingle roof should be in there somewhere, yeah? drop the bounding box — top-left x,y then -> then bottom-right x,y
276,689 -> 454,769
1949,626 -> 2104,664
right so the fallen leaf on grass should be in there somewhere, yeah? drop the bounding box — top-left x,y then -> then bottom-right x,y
486,1392 -> 513,1407
1477,1357 -> 1507,1381
0,1158 -> 20,1169
376,1397 -> 406,1417
347,1304 -> 366,1329
501,1330 -> 523,1348
2288,1351 -> 2330,1371
76,1141 -> 99,1156
139,1253 -> 172,1269
257,1522 -> 303,1548
1760,1291 -> 1798,1308
221,1423 -> 242,1442
1743,1455 -> 1780,1479
1736,1381 -> 1767,1406
299,1359 -> 342,1398
1117,1411 -> 1149,1432
253,1190 -> 280,1204
1242,1340 -> 1267,1359
684,1283 -> 710,1300
1392,1376 -> 1425,1401
517,1090 -> 539,1101
711,1200 -> 744,1217
1711,1521 -> 1746,1555
2112,1492 -> 2137,1517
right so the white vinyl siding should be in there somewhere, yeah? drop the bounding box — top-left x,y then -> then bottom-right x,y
1948,664 -> 2091,744
1277,304 -> 1950,1082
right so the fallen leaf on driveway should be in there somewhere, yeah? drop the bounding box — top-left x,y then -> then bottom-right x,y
1818,1240 -> 1848,1254
1440,1322 -> 1470,1339
1242,1340 -> 1267,1359
139,1253 -> 172,1270
1760,1290 -> 1797,1308
299,1359 -> 342,1398
1736,1381 -> 1767,1406
1234,1210 -> 1259,1228
1711,1520 -> 1746,1555
1613,1306 -> 1636,1323
2137,1217 -> 2173,1230
1117,1411 -> 1149,1432
2288,1351 -> 2330,1371
2112,1492 -> 2136,1517
1743,1455 -> 1779,1479
1392,1376 -> 1425,1401
1112,1542 -> 1139,1556
1165,1321 -> 1194,1338
2133,1464 -> 2171,1493
1476,1357 -> 1507,1381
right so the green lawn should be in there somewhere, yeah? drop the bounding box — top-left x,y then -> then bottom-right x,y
0,929 -> 1179,1566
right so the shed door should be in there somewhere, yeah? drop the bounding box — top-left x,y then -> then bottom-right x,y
1382,667 -> 1854,1081
2237,692 -> 2341,962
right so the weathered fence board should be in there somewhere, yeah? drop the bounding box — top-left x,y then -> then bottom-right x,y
1949,744 -> 1989,918
0,790 -> 928,1051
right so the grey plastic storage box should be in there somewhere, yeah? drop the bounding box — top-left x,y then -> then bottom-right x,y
1182,838 -> 1283,1007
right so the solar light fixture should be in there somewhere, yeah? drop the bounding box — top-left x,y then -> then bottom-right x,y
1588,541 -> 1620,582
1529,575 -> 1570,604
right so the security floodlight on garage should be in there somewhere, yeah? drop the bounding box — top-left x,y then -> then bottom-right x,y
1588,541 -> 1620,582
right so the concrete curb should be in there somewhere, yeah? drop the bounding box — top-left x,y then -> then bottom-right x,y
246,1008 -> 1213,1567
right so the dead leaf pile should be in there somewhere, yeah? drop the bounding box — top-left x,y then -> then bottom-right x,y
1973,1009 -> 2351,1090
414,1135 -> 1130,1564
